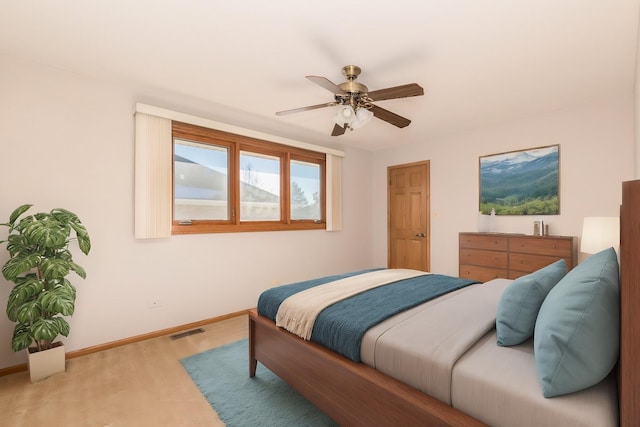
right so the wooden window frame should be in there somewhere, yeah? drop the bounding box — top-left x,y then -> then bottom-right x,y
172,121 -> 326,234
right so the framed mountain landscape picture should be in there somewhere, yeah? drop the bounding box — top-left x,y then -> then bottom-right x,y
479,145 -> 559,215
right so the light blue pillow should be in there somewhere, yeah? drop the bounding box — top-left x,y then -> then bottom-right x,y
496,259 -> 567,346
534,247 -> 620,398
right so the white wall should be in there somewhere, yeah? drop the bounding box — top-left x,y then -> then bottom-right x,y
371,97 -> 635,276
0,56 -> 374,369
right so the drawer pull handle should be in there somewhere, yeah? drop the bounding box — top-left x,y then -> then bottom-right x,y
520,243 -> 525,246
552,244 -> 557,248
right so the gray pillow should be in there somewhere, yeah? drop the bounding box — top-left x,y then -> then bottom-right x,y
496,259 -> 567,346
534,247 -> 619,398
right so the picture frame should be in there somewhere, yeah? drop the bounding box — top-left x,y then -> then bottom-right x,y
479,144 -> 559,215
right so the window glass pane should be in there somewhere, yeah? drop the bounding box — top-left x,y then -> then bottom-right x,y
174,138 -> 228,221
240,151 -> 280,221
291,160 -> 321,220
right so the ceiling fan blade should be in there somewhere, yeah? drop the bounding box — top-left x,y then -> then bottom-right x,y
370,105 -> 411,128
306,76 -> 347,95
331,123 -> 346,136
276,102 -> 336,116
367,83 -> 424,102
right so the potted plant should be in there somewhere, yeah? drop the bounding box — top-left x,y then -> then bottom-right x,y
0,204 -> 91,382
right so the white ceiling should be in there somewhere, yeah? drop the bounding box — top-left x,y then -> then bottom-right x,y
1,1 -> 638,151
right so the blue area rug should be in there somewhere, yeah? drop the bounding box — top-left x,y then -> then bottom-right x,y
181,339 -> 337,427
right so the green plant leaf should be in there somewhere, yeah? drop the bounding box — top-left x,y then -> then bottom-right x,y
53,316 -> 70,337
24,219 -> 69,249
56,248 -> 72,262
6,275 -> 43,320
40,289 -> 75,316
13,299 -> 41,324
51,209 -> 91,254
2,253 -> 40,281
72,225 -> 91,255
40,258 -> 71,280
31,318 -> 62,342
55,278 -> 77,299
51,208 -> 78,224
9,204 -> 32,226
9,274 -> 42,297
69,262 -> 86,279
11,324 -> 33,352
5,234 -> 29,257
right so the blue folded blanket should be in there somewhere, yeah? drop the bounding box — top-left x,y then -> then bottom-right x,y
257,268 -> 383,320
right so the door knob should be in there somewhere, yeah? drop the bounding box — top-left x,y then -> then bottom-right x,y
416,233 -> 426,237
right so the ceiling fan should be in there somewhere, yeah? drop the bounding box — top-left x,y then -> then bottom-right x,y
276,65 -> 424,136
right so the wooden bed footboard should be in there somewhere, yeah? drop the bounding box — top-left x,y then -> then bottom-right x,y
248,309 -> 486,427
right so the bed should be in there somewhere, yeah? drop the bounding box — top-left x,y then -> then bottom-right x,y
248,179 -> 640,427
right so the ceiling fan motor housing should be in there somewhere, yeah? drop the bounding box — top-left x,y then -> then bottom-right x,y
339,65 -> 368,97
338,81 -> 368,95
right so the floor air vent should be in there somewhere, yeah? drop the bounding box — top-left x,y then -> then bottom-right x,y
170,328 -> 205,340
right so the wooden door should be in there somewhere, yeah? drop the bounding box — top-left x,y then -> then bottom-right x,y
388,161 -> 430,271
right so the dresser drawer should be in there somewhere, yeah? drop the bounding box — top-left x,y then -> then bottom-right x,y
507,265 -> 568,280
509,253 -> 569,274
459,234 -> 508,251
509,237 -> 573,258
459,264 -> 507,283
460,248 -> 508,269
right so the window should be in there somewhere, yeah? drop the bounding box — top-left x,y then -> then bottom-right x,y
174,139 -> 230,221
290,159 -> 321,221
171,121 -> 326,234
239,151 -> 280,221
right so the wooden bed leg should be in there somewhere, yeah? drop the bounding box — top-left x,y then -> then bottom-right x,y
249,357 -> 257,377
249,313 -> 257,377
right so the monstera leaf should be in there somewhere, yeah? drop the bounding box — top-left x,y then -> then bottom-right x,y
2,253 -> 40,281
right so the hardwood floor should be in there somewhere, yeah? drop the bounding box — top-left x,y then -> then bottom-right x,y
0,315 -> 248,427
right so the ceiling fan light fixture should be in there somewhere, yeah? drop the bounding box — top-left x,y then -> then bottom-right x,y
357,107 -> 373,122
334,105 -> 355,126
350,108 -> 373,130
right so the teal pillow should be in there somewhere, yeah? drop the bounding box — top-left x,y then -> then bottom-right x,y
534,247 -> 620,398
496,259 -> 567,346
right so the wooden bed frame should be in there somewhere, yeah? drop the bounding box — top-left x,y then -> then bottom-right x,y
249,179 -> 640,427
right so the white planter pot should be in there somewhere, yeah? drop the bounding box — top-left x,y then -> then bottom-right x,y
27,343 -> 66,383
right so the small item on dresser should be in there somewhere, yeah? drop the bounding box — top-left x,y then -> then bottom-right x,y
533,221 -> 541,236
477,211 -> 489,232
489,208 -> 496,232
544,224 -> 549,236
